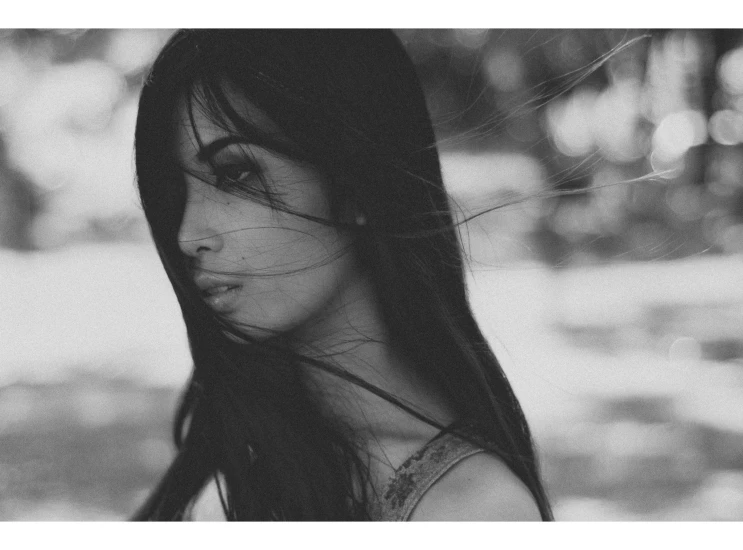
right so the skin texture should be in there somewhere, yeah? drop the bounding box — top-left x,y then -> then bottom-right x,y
175,100 -> 357,342
408,452 -> 542,521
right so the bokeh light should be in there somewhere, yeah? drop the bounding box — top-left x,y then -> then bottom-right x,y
708,109 -> 743,145
652,110 -> 707,162
545,87 -> 598,157
483,46 -> 524,93
718,47 -> 743,95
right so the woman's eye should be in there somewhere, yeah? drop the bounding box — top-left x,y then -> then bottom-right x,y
208,160 -> 281,205
214,165 -> 256,189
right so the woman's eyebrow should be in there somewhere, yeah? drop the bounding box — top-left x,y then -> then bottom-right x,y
196,136 -> 251,162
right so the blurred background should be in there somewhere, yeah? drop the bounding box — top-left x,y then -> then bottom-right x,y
0,29 -> 741,520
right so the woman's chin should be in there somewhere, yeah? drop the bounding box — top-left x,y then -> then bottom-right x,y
223,320 -> 285,343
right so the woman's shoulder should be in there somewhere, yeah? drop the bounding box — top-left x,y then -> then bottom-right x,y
408,451 -> 542,521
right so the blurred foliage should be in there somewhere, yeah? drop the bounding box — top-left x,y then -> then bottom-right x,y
1,29 -> 742,261
397,29 -> 743,264
0,29 -> 171,250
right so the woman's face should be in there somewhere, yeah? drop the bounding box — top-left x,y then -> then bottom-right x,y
174,93 -> 358,340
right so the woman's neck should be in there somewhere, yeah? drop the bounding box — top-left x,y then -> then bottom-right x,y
291,270 -> 455,443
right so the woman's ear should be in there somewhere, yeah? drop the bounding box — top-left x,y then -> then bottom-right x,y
327,173 -> 367,228
340,202 -> 366,227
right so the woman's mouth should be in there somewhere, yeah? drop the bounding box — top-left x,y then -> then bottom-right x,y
202,284 -> 242,312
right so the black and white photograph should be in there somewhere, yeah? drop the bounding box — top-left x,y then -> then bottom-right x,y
0,25 -> 741,527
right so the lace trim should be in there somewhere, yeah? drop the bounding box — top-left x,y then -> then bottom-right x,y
369,427 -> 486,521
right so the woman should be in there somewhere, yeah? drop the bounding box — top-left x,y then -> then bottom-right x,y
133,29 -> 553,521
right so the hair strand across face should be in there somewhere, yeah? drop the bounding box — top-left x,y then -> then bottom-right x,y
133,29 -> 554,521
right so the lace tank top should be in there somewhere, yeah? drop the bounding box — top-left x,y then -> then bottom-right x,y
191,423 -> 492,521
368,424 -> 488,521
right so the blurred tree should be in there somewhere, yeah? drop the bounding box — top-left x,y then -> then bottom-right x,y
400,29 -> 743,264
1,29 -> 741,256
0,29 -> 167,250
0,135 -> 39,250
700,30 -> 743,228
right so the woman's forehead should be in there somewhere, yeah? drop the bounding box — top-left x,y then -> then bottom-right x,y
173,86 -> 283,161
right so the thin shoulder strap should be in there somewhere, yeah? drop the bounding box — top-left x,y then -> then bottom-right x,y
369,429 -> 486,521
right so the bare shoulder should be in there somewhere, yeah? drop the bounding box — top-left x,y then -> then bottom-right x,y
409,452 -> 542,521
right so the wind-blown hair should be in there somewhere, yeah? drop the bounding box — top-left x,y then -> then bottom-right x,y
133,29 -> 553,520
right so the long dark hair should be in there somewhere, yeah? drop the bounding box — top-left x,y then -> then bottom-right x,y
133,29 -> 553,520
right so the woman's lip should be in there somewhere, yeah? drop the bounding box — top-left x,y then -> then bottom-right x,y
202,284 -> 240,297
203,284 -> 242,312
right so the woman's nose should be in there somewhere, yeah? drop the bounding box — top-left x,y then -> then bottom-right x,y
177,207 -> 225,258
